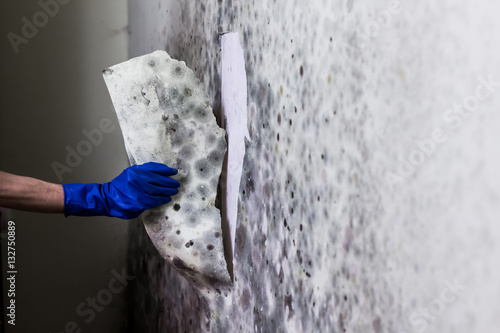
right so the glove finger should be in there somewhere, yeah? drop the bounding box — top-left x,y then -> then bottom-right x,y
137,169 -> 181,188
138,162 -> 178,176
140,193 -> 172,210
142,182 -> 180,197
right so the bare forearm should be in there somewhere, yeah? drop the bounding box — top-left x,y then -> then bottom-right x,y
0,171 -> 64,213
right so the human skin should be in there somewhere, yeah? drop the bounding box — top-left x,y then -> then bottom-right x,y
0,171 -> 64,213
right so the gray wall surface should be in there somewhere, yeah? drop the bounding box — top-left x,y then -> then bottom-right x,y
0,1 -> 129,332
127,0 -> 500,332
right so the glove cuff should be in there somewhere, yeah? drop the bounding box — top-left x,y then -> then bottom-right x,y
63,183 -> 111,217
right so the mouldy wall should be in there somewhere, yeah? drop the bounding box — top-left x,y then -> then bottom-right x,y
126,1 -> 500,332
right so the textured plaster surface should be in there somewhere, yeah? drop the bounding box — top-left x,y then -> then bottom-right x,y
126,1 -> 500,332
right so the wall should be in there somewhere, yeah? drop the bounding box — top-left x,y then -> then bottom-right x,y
0,1 -> 129,332
126,0 -> 500,332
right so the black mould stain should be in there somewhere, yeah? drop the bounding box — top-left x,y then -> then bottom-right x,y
173,65 -> 184,76
235,224 -> 247,255
300,66 -> 304,76
284,294 -> 294,319
173,203 -> 181,211
240,288 -> 251,311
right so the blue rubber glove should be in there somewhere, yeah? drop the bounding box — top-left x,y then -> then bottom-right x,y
63,162 -> 180,219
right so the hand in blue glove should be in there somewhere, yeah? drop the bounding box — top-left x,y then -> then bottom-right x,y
63,162 -> 180,219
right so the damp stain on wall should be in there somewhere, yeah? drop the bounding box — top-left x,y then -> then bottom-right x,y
126,0 -> 500,332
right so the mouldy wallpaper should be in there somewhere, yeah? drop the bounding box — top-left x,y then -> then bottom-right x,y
125,1 -> 500,332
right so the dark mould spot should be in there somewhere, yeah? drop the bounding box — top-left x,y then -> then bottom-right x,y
179,146 -> 193,159
300,224 -> 303,231
284,218 -> 287,227
284,294 -> 294,319
240,288 -> 251,311
235,224 -> 247,255
185,240 -> 194,248
208,150 -> 223,165
188,215 -> 197,225
170,133 -> 183,146
214,232 -> 221,238
173,203 -> 181,211
277,113 -> 281,124
102,68 -> 113,75
195,159 -> 211,178
165,216 -> 169,220
344,295 -> 348,301
176,230 -> 180,234
207,244 -> 214,250
300,66 -> 304,76
195,106 -> 209,121
148,60 -> 155,67
173,66 -> 183,75
306,272 -> 311,277
291,191 -> 294,199
277,133 -> 280,141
